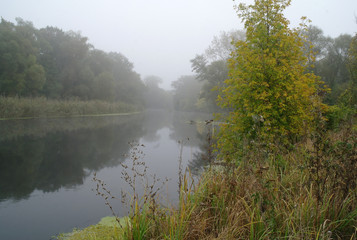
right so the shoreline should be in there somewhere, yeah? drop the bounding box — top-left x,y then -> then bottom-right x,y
0,111 -> 142,121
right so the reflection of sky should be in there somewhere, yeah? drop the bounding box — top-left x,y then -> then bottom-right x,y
0,182 -> 115,240
139,127 -> 199,202
0,111 -> 209,240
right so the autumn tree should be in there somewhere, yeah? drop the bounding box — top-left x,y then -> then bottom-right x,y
217,0 -> 323,161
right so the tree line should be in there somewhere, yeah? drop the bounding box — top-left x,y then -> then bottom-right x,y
0,18 -> 145,106
172,26 -> 356,113
1,17 -> 355,114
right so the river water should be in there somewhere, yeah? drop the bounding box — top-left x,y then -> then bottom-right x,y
0,110 -> 213,240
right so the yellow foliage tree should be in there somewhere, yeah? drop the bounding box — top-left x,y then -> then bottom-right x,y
217,0 -> 324,161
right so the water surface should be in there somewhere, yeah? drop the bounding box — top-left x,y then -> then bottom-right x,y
0,110 -> 212,240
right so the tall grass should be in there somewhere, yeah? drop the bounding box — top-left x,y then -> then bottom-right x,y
0,96 -> 142,119
59,125 -> 356,240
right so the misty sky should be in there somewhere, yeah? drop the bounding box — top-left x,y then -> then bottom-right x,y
2,0 -> 357,89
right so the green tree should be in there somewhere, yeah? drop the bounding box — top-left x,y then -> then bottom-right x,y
37,27 -> 65,98
323,34 -> 352,104
303,26 -> 353,105
191,30 -> 245,112
217,0 -> 323,161
191,56 -> 228,112
0,18 -> 45,96
171,75 -> 202,111
93,71 -> 115,101
204,30 -> 246,61
341,33 -> 357,115
0,18 -> 146,107
143,75 -> 172,109
108,52 -> 145,105
24,62 -> 46,96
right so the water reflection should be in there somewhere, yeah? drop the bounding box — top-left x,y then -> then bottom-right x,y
170,111 -> 216,176
0,110 -> 214,240
0,111 -> 214,202
141,110 -> 173,142
0,114 -> 145,201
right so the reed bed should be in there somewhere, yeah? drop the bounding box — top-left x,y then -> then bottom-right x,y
0,96 -> 141,119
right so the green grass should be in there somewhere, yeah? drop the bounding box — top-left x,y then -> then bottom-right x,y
56,216 -> 128,240
0,96 -> 142,120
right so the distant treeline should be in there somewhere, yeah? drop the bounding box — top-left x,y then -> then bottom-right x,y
173,27 -> 356,113
1,17 -> 354,114
0,18 -> 145,106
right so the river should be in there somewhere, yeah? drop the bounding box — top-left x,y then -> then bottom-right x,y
0,110 -> 213,240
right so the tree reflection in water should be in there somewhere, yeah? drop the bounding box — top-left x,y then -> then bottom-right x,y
0,114 -> 145,201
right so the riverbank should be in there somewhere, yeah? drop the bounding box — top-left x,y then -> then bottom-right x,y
57,124 -> 357,240
56,216 -> 127,240
0,96 -> 142,120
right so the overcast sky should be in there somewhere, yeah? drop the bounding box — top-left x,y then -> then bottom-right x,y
2,0 -> 357,89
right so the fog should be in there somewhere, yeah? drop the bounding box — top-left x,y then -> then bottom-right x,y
1,0 -> 357,89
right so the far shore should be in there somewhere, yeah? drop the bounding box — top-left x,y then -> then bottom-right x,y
0,111 -> 142,121
0,96 -> 143,120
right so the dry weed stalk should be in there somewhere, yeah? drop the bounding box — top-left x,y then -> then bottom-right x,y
93,141 -> 168,238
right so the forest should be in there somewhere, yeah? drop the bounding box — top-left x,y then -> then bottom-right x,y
0,18 -> 144,103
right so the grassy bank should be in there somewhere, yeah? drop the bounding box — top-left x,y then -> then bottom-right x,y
0,96 -> 142,120
58,125 -> 356,240
56,216 -> 127,240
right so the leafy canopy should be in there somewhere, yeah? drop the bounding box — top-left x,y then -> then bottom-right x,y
217,0 -> 323,160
